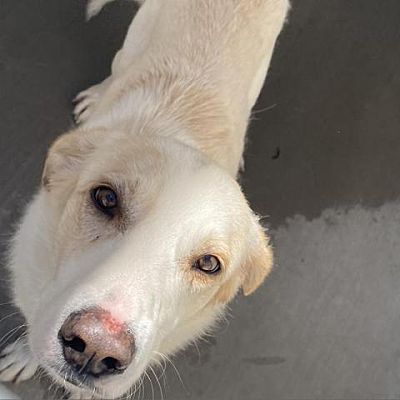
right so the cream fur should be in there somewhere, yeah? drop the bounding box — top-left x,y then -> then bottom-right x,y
0,1 -> 289,398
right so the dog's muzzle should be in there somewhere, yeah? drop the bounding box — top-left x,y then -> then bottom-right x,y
58,308 -> 135,379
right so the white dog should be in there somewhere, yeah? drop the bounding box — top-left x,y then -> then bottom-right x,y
0,0 -> 288,398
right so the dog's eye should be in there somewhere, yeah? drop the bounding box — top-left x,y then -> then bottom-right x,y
193,255 -> 221,274
91,186 -> 118,216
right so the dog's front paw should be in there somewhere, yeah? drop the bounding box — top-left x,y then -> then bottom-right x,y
0,338 -> 38,383
73,78 -> 111,124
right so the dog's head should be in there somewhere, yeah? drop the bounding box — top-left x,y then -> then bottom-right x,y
19,128 -> 272,398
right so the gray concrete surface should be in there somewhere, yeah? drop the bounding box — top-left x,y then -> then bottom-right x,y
1,0 -> 400,399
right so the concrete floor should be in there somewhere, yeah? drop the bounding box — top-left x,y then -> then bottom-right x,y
1,0 -> 400,398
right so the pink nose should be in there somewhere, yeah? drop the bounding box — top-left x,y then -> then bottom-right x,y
59,308 -> 135,378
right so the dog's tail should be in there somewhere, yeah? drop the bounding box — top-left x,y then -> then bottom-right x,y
86,0 -> 145,20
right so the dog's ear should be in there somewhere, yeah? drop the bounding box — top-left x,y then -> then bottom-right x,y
240,218 -> 273,296
214,218 -> 272,304
42,129 -> 103,190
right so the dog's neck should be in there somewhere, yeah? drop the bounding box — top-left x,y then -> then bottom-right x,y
85,68 -> 249,177
82,0 -> 289,177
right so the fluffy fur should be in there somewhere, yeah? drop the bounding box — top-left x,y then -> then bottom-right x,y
0,0 -> 289,398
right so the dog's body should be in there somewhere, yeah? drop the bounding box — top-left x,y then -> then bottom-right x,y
0,1 -> 288,398
78,0 -> 288,176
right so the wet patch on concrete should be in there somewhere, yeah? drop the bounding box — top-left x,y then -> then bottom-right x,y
152,202 -> 400,399
243,0 -> 400,228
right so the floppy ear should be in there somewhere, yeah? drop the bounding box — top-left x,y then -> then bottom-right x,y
241,219 -> 273,296
42,129 -> 104,190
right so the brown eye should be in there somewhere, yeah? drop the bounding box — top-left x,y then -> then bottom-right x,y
91,186 -> 118,216
193,255 -> 221,274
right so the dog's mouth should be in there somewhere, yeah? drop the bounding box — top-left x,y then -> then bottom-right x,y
48,363 -> 99,393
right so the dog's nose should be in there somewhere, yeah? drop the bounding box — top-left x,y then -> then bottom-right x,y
59,308 -> 134,378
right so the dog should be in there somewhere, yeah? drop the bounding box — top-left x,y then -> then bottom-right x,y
0,0 -> 289,398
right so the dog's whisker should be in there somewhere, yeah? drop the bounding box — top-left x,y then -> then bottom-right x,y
153,350 -> 185,391
87,384 -> 96,399
160,358 -> 168,391
122,386 -> 130,400
150,356 -> 167,381
9,330 -> 28,352
139,375 -> 145,400
150,355 -> 168,394
192,340 -> 201,364
134,377 -> 141,400
149,363 -> 164,400
144,369 -> 155,400
120,387 -> 129,400
59,366 -> 67,397
132,378 -> 139,400
47,371 -> 57,396
138,377 -> 144,400
131,379 -> 138,400
131,385 -> 137,400
0,324 -> 26,348
126,385 -> 133,400
0,310 -> 21,325
35,367 -> 45,385
0,301 -> 14,307
147,365 -> 158,400
134,378 -> 140,400
251,103 -> 277,115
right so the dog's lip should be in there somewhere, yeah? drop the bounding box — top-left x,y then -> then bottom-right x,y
63,372 -> 90,389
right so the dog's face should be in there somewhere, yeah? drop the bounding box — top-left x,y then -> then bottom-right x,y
15,129 -> 272,398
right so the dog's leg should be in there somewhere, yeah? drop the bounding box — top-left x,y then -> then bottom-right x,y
73,0 -> 154,125
0,338 -> 38,383
86,0 -> 145,20
86,0 -> 117,19
72,77 -> 112,124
